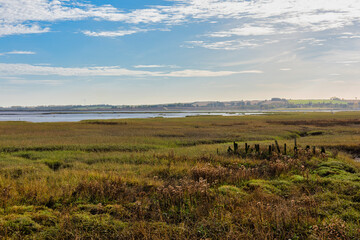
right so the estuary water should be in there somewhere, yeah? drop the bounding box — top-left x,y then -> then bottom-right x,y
0,111 -> 263,123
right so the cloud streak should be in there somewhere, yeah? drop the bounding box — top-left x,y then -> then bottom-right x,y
133,65 -> 178,69
0,63 -> 261,78
0,50 -> 36,56
207,25 -> 277,38
183,39 -> 278,50
82,28 -> 148,37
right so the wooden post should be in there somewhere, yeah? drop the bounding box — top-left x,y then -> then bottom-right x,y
255,144 -> 260,153
275,140 -> 281,153
234,142 -> 238,153
284,143 -> 287,155
321,147 -> 325,154
245,143 -> 248,154
294,137 -> 298,152
312,146 -> 316,155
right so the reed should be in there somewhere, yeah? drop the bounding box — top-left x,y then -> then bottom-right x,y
0,112 -> 360,239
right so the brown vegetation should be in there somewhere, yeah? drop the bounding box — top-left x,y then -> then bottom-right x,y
0,112 -> 360,239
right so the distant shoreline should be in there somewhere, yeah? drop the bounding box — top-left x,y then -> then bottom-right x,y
0,109 -> 359,114
0,109 -> 359,123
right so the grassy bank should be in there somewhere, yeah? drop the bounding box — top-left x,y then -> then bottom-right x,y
0,112 -> 360,239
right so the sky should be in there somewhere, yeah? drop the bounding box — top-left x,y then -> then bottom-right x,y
0,0 -> 360,106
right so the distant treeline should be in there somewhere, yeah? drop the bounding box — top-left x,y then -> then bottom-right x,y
1,98 -> 359,111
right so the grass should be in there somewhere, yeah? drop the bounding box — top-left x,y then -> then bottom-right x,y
288,99 -> 347,105
0,112 -> 360,239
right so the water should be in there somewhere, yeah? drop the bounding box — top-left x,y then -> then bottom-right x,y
0,111 -> 264,123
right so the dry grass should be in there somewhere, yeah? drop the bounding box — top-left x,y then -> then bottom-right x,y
0,112 -> 360,239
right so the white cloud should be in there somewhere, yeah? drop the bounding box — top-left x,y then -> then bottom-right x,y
0,0 -> 117,37
298,38 -> 326,46
83,28 -> 148,37
0,23 -> 49,37
134,65 -> 167,68
163,69 -> 262,77
338,32 -> 360,39
184,39 -> 270,50
280,68 -> 292,71
1,0 -> 360,38
0,50 -> 36,55
162,0 -> 360,32
7,50 -> 36,55
0,62 -> 260,78
121,9 -> 168,24
172,0 -> 360,49
336,60 -> 359,64
0,63 -> 162,77
0,0 -> 169,37
208,25 -> 277,37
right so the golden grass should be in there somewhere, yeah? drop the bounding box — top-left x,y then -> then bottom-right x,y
0,112 -> 360,239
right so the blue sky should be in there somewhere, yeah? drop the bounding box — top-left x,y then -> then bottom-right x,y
0,0 -> 360,106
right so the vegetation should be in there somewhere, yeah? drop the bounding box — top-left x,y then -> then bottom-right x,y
0,112 -> 360,239
1,98 -> 358,111
287,99 -> 347,105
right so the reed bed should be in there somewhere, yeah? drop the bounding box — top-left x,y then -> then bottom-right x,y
0,112 -> 360,239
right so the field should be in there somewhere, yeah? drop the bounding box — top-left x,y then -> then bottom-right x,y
0,112 -> 360,239
288,99 -> 347,105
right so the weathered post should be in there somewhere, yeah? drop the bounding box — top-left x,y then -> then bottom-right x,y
284,143 -> 287,155
321,147 -> 326,154
234,142 -> 238,153
245,143 -> 248,154
294,137 -> 298,152
275,140 -> 281,153
255,144 -> 260,153
312,146 -> 316,155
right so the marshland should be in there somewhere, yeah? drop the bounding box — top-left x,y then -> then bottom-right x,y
0,112 -> 360,239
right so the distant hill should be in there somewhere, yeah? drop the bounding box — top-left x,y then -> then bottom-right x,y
1,98 -> 359,111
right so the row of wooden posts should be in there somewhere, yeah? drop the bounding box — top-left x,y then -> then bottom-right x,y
226,138 -> 326,156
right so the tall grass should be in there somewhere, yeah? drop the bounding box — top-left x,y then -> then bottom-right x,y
0,112 -> 360,239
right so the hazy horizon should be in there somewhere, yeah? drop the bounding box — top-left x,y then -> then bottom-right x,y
1,97 -> 357,109
1,0 -> 360,106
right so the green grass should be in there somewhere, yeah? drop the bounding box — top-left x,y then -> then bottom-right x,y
288,99 -> 348,105
0,112 -> 360,239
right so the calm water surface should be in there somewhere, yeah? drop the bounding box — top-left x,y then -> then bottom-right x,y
0,111 -> 263,123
